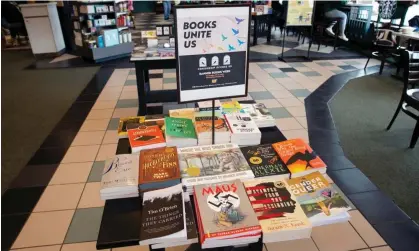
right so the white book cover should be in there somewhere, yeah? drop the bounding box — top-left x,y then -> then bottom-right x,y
101,154 -> 139,193
224,113 -> 261,135
177,144 -> 254,187
240,103 -> 275,125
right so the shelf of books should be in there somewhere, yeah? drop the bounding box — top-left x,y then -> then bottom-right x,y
97,100 -> 352,250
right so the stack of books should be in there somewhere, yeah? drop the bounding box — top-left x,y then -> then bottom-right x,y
139,184 -> 187,246
194,117 -> 231,145
151,193 -> 199,249
100,154 -> 139,200
164,117 -> 197,148
244,177 -> 312,243
241,144 -> 290,179
197,100 -> 221,111
224,113 -> 261,146
240,103 -> 275,128
193,180 -> 262,249
128,125 -> 166,153
177,144 -> 254,194
138,147 -> 181,193
221,100 -> 242,114
272,138 -> 327,178
287,171 -> 351,226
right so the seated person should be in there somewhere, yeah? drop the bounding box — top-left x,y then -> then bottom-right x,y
324,0 -> 349,41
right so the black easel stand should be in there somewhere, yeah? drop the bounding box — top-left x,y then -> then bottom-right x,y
211,99 -> 215,145
278,26 -> 313,62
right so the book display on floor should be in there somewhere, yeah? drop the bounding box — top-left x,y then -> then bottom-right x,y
272,138 -> 327,177
100,154 -> 139,200
177,144 -> 254,194
224,113 -> 262,146
164,117 -> 197,148
286,171 -> 351,226
128,125 -> 166,153
193,180 -> 262,248
241,144 -> 290,179
243,177 -> 312,243
138,147 -> 181,192
139,184 -> 187,246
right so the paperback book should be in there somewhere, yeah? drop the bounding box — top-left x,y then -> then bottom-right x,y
243,177 -> 312,243
127,125 -> 166,153
272,138 -> 327,177
224,113 -> 261,146
193,179 -> 261,247
194,118 -> 231,145
139,184 -> 187,246
169,108 -> 196,120
177,144 -> 254,194
165,117 -> 197,147
118,116 -> 146,138
240,144 -> 290,179
240,103 -> 275,128
100,154 -> 139,200
151,192 -> 198,249
139,147 -> 181,192
286,172 -> 351,226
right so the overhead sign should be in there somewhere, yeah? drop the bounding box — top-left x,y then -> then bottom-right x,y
286,0 -> 314,26
175,4 -> 250,103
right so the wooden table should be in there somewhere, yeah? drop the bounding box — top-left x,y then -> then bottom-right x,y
130,56 -> 178,116
251,14 -> 272,46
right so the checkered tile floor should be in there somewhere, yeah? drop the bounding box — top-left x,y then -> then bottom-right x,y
7,58 -> 392,251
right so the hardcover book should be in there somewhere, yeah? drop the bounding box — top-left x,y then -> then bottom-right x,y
139,184 -> 187,245
240,144 -> 290,179
118,116 -> 146,138
193,180 -> 261,244
177,144 -> 254,192
243,177 -> 312,242
165,117 -> 196,139
272,138 -> 327,177
139,147 -> 181,191
127,125 -> 166,153
286,172 -> 351,226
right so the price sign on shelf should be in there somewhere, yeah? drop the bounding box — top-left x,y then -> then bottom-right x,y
174,4 -> 251,103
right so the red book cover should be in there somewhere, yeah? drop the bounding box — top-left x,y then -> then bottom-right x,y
127,125 -> 165,149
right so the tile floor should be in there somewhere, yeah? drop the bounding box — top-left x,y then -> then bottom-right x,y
8,58 -> 392,251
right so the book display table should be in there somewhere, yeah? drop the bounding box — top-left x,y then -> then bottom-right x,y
96,105 -> 287,250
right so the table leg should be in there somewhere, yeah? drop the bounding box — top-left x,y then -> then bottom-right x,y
253,19 -> 258,46
135,63 -> 147,116
267,21 -> 272,44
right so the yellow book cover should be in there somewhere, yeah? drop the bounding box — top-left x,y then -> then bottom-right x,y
169,108 -> 196,121
117,116 -> 146,138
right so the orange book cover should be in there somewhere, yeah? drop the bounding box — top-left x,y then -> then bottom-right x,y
195,118 -> 229,134
272,139 -> 326,174
127,125 -> 165,148
139,147 -> 180,184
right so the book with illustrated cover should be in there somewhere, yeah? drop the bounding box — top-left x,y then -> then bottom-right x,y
243,177 -> 312,243
165,117 -> 196,139
272,139 -> 327,177
177,144 -> 254,193
139,184 -> 187,246
139,147 -> 181,191
100,154 -> 139,200
240,103 -> 275,128
194,110 -> 223,121
118,116 -> 146,138
193,180 -> 261,245
286,172 -> 351,226
224,113 -> 261,146
240,144 -> 290,179
127,125 -> 166,153
169,108 -> 196,120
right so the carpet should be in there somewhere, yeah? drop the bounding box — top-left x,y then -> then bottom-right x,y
330,74 -> 419,223
1,50 -> 100,193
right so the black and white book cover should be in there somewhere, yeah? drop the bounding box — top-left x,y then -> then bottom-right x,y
139,184 -> 187,245
184,193 -> 198,242
101,154 -> 139,194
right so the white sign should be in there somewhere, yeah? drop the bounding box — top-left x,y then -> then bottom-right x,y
175,5 -> 250,103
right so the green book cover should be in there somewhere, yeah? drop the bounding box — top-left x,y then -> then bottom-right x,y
165,117 -> 196,139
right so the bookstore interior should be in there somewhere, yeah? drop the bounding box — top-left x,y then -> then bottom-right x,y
2,1 -> 419,251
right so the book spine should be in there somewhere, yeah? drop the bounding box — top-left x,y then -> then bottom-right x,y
193,188 -> 206,244
223,114 -> 234,134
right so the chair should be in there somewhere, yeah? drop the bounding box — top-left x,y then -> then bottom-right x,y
386,50 -> 419,148
364,28 -> 399,74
